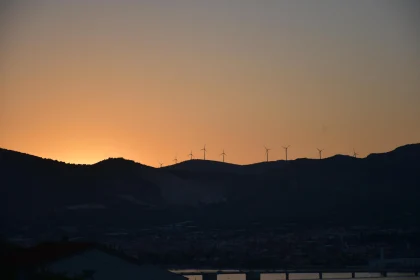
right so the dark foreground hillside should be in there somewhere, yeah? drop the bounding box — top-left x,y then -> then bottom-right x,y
1,144 -> 420,231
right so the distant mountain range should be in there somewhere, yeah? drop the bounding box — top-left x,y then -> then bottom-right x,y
1,144 -> 420,231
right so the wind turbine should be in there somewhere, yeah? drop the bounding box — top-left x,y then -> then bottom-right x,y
220,149 -> 227,163
173,156 -> 178,164
158,161 -> 163,168
282,145 -> 290,161
264,146 -> 271,162
353,148 -> 358,158
188,150 -> 194,160
317,148 -> 324,160
201,145 -> 207,160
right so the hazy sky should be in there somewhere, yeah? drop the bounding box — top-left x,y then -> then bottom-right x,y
1,0 -> 419,166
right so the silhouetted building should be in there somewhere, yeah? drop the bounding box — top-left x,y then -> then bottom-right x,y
3,241 -> 187,280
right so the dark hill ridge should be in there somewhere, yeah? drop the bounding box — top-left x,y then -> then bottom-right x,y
2,142 -> 418,169
1,143 -> 420,230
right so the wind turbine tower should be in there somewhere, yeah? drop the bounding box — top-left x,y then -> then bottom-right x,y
173,156 -> 178,164
264,146 -> 271,162
188,151 -> 194,160
220,149 -> 227,163
158,162 -> 163,168
317,148 -> 324,160
201,145 -> 207,160
353,148 -> 358,158
282,145 -> 290,161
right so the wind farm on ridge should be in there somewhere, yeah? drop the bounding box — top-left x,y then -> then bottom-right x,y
157,144 -> 361,168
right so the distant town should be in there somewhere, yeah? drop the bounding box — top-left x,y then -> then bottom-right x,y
7,221 -> 420,270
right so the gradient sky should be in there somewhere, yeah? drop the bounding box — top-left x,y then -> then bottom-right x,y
1,0 -> 419,166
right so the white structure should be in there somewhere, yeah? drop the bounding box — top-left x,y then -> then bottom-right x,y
12,242 -> 187,280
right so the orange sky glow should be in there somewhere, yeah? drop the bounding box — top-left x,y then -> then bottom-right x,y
1,1 -> 419,167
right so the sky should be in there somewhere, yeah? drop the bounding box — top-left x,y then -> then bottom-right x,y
1,0 -> 419,166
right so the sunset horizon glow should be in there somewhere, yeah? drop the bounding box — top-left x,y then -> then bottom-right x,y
1,0 -> 419,167
1,141 -> 418,168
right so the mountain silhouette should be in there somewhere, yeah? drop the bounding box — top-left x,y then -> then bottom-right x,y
1,144 -> 420,231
